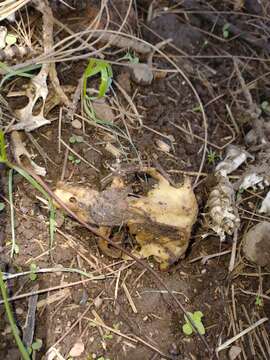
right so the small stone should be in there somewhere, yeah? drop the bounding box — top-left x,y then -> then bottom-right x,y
92,98 -> 114,122
155,139 -> 171,153
16,307 -> 24,315
243,222 -> 270,267
69,339 -> 85,357
71,119 -> 82,129
130,63 -> 153,85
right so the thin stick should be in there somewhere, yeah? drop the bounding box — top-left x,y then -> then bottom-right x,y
229,229 -> 238,272
122,282 -> 138,314
216,317 -> 269,353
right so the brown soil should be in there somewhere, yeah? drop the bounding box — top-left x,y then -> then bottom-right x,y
1,1 -> 270,360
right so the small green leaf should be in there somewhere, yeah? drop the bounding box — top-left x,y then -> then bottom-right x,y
68,155 -> 74,161
83,59 -> 113,99
74,159 -> 81,165
182,311 -> 205,336
29,263 -> 38,281
192,105 -> 202,113
261,101 -> 270,114
223,23 -> 230,38
31,338 -> 43,351
183,322 -> 193,336
255,295 -> 263,307
6,33 -> 17,46
103,333 -> 113,340
69,136 -> 77,144
0,202 -> 5,211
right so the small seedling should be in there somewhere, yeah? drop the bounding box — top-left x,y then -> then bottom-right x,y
182,311 -> 205,336
69,135 -> 84,144
223,23 -> 230,38
207,149 -> 220,165
261,101 -> 270,114
255,295 -> 263,307
5,33 -> 17,46
29,263 -> 38,281
103,332 -> 113,340
83,58 -> 113,99
0,202 -> 5,211
191,105 -> 202,113
118,51 -> 139,64
28,338 -> 43,356
68,155 -> 81,165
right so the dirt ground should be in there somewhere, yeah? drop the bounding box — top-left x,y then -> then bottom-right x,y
1,1 -> 270,359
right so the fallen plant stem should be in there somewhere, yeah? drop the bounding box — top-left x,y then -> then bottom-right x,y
3,267 -> 94,281
216,317 -> 269,353
8,168 -> 17,257
0,270 -> 30,360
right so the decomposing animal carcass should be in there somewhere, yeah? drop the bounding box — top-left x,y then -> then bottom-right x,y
54,168 -> 198,269
206,172 -> 240,241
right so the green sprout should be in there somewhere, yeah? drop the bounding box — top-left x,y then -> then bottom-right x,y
182,311 -> 205,336
27,338 -> 43,357
255,295 -> 263,307
207,149 -> 220,165
0,62 -> 41,88
0,202 -> 5,211
118,51 -> 139,64
0,130 -> 56,251
69,135 -> 84,144
222,23 -> 230,38
261,101 -> 270,114
103,332 -> 113,340
0,271 -> 31,360
83,58 -> 113,99
29,263 -> 38,281
68,154 -> 81,165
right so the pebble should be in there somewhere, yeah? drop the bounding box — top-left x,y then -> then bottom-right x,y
71,119 -> 82,129
243,221 -> 270,267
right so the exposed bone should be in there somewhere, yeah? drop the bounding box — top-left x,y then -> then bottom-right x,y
0,45 -> 32,61
206,173 -> 240,241
8,0 -> 70,132
10,65 -> 51,132
235,153 -> 270,191
32,0 -> 70,107
238,172 -> 265,190
215,145 -> 253,175
10,131 -> 46,176
259,191 -> 270,214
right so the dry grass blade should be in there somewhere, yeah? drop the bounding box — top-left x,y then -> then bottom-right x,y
216,317 -> 269,353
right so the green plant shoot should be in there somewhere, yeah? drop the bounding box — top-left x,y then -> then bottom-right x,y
0,62 -> 41,88
0,271 -> 31,360
83,58 -> 113,99
182,311 -> 205,336
0,130 -> 56,251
